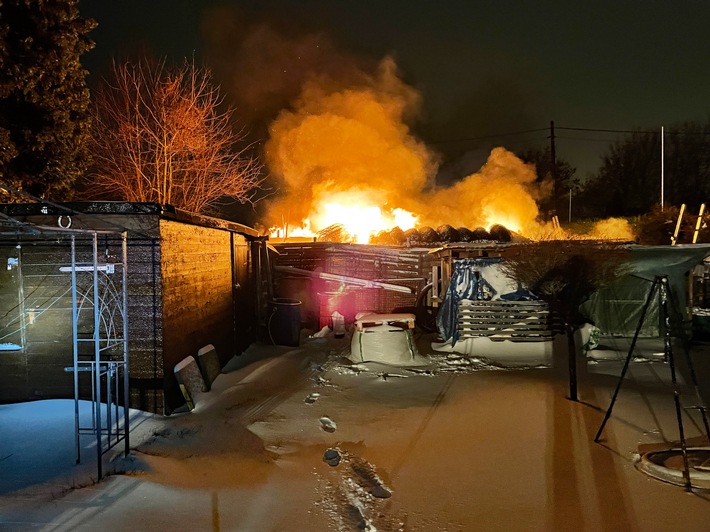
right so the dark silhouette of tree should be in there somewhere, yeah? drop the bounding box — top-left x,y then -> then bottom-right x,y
518,147 -> 577,219
0,0 -> 95,200
579,121 -> 710,218
502,240 -> 628,400
84,58 -> 262,214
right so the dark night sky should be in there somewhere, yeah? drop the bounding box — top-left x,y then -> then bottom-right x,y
80,0 -> 710,181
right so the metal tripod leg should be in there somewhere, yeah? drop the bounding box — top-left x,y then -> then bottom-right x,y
595,274 -> 709,492
659,276 -> 692,491
594,277 -> 660,442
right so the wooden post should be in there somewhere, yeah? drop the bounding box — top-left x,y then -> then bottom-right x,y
671,204 -> 686,246
693,203 -> 705,244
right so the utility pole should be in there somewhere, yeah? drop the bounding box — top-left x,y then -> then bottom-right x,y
550,120 -> 558,217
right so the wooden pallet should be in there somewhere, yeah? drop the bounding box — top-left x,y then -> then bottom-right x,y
457,300 -> 563,341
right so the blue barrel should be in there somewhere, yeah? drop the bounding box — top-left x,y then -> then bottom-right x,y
268,298 -> 302,346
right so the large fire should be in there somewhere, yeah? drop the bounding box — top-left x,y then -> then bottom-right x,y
264,57 -> 630,244
311,192 -> 417,243
275,189 -> 419,244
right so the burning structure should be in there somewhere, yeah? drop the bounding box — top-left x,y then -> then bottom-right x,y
258,55 -> 652,353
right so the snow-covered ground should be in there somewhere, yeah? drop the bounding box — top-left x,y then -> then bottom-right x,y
2,330 -> 710,531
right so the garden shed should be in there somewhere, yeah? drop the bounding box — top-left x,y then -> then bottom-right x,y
0,202 -> 269,414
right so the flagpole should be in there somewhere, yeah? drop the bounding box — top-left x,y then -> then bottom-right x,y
661,125 -> 665,210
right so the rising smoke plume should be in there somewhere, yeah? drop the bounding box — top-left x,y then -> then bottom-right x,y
201,8 -> 554,239
263,56 -> 549,237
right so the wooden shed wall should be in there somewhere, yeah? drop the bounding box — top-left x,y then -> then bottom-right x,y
272,243 -> 430,324
159,220 -> 236,411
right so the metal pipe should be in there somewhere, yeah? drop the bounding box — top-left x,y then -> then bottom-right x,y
71,235 -> 80,464
274,265 -> 413,293
93,233 -> 103,479
661,125 -> 665,210
122,232 -> 130,455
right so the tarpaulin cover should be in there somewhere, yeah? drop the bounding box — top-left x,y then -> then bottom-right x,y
437,258 -> 520,345
580,244 -> 710,336
437,245 -> 710,344
349,324 -> 428,366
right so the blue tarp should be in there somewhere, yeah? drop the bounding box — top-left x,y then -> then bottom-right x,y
437,257 -> 532,345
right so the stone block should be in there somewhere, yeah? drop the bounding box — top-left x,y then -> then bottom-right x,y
173,356 -> 206,410
197,344 -> 221,389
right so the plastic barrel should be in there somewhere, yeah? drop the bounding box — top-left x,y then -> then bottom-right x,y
268,298 -> 302,346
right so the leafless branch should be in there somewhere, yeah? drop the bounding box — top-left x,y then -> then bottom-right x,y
84,58 -> 263,214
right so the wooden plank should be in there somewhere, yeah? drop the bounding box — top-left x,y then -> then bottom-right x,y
457,299 -> 562,341
459,315 -> 551,322
459,308 -> 550,315
458,324 -> 555,330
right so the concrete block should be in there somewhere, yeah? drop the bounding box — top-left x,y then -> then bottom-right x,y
173,356 -> 206,410
197,344 -> 221,389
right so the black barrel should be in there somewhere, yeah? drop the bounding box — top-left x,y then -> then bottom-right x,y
268,298 -> 302,346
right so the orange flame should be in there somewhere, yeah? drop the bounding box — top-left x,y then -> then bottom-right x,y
311,190 -> 418,243
265,58 -> 559,242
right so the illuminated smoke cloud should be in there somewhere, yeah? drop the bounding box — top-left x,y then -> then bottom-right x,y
589,217 -> 635,241
418,147 -> 540,234
264,57 -> 437,232
201,8 -> 550,239
263,55 -> 551,239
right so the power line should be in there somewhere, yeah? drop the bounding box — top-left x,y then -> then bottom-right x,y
557,126 -> 654,134
429,124 -> 710,146
558,125 -> 710,136
429,127 -> 549,144
556,135 -> 622,143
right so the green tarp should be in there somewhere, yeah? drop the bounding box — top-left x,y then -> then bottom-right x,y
580,244 -> 710,337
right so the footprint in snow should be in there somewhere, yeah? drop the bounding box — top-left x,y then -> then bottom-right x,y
320,416 -> 337,432
305,393 -> 321,404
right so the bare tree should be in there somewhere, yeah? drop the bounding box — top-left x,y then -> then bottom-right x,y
85,58 -> 262,214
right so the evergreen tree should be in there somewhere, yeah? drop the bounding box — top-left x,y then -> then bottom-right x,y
0,0 -> 95,200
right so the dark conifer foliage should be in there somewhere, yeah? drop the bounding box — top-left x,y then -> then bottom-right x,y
0,0 -> 95,199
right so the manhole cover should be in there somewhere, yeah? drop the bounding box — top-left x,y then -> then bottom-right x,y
637,446 -> 710,489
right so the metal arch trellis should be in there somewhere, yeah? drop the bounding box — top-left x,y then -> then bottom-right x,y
0,214 -> 131,480
0,187 -> 130,478
68,231 -> 130,480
